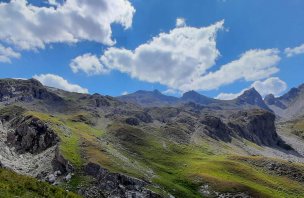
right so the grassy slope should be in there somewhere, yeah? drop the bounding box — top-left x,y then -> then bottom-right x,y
0,168 -> 80,198
290,118 -> 304,139
21,110 -> 304,198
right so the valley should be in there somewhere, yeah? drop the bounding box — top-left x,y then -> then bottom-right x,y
1,79 -> 304,198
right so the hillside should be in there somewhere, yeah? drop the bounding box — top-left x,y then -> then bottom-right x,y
1,79 -> 304,198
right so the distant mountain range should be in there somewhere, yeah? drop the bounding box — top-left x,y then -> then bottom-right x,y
118,84 -> 304,120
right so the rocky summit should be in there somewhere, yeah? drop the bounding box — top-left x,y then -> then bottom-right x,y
1,79 -> 304,198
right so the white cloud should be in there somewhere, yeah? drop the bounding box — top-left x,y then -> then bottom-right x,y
70,53 -> 109,75
251,77 -> 287,97
0,0 -> 135,50
100,29 -> 280,91
285,44 -> 304,57
216,77 -> 287,100
101,20 -> 224,90
216,91 -> 245,100
121,91 -> 129,95
0,44 -> 20,63
162,89 -> 181,96
33,74 -> 88,93
183,49 -> 281,91
176,18 -> 186,27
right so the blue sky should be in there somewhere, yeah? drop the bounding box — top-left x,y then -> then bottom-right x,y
0,0 -> 304,99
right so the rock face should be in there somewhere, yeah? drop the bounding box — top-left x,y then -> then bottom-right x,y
0,106 -> 71,181
228,110 -> 283,147
0,78 -> 63,104
200,115 -> 232,142
6,115 -> 59,154
80,163 -> 161,198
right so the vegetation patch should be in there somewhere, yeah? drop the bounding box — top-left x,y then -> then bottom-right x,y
0,168 -> 80,198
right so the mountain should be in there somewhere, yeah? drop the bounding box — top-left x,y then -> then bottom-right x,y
264,83 -> 304,119
1,78 -> 304,198
117,89 -> 178,107
234,88 -> 270,110
180,90 -> 216,105
118,88 -> 271,111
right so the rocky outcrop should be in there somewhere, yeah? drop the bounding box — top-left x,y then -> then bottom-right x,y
6,115 -> 59,154
200,116 -> 232,142
237,157 -> 304,184
125,117 -> 140,126
80,162 -> 162,198
52,147 -> 74,175
228,110 -> 285,147
0,107 -> 72,182
0,78 -> 63,104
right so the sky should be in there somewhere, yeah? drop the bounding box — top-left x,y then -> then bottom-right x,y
0,0 -> 304,99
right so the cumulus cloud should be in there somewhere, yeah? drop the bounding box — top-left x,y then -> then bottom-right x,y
216,77 -> 287,100
252,77 -> 287,97
33,74 -> 88,93
100,25 -> 280,91
101,20 -> 224,90
285,44 -> 304,57
183,49 -> 281,91
0,0 -> 135,50
70,53 -> 109,75
176,18 -> 186,27
0,44 -> 20,63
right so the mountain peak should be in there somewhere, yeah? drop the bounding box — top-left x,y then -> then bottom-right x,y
182,90 -> 200,98
181,90 -> 215,105
236,88 -> 269,110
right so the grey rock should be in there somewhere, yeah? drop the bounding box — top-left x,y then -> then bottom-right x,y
47,174 -> 56,183
82,162 -> 161,198
6,115 -> 59,154
125,117 -> 140,126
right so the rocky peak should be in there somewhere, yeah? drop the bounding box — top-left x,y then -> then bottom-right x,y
181,90 -> 214,105
264,94 -> 275,104
235,88 -> 269,110
264,94 -> 287,109
118,89 -> 178,107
